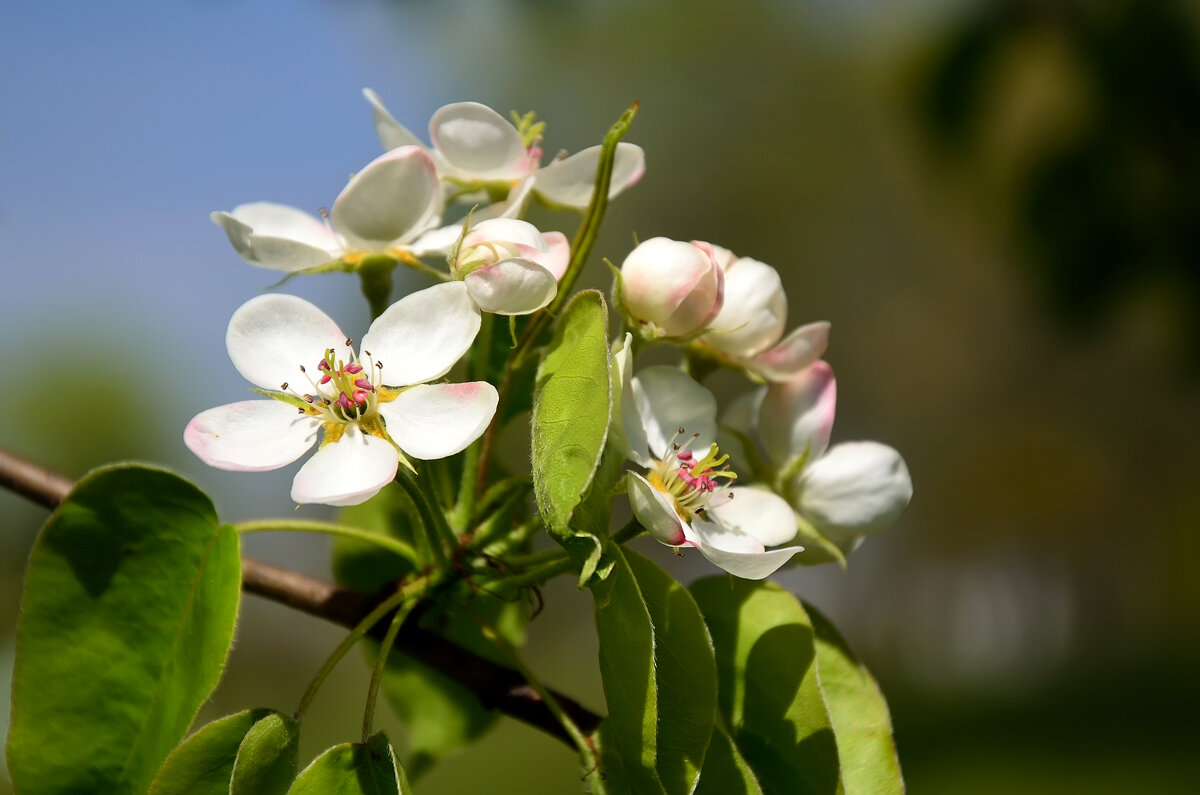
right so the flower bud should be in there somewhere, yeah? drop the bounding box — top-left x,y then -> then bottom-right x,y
619,237 -> 723,338
701,247 -> 787,357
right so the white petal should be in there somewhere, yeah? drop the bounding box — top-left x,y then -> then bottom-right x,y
184,400 -> 318,471
211,205 -> 338,272
226,294 -> 353,391
702,256 -> 787,357
760,360 -> 836,468
798,442 -> 913,540
630,366 -> 717,458
706,486 -> 799,547
748,321 -> 831,382
693,542 -> 804,581
362,88 -> 426,151
464,218 -> 547,251
464,259 -> 557,315
331,147 -> 441,251
533,143 -> 646,209
612,334 -> 650,467
377,381 -> 498,460
407,222 -> 462,258
291,426 -> 398,507
539,232 -> 570,281
430,102 -> 529,180
359,281 -> 480,387
627,473 -> 689,546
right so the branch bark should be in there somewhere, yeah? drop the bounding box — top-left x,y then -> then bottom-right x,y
0,449 -> 603,746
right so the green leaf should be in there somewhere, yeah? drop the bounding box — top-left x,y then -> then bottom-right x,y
593,547 -> 717,795
148,709 -> 269,795
806,603 -> 904,795
7,463 -> 242,795
694,725 -> 765,795
690,577 -> 840,795
531,289 -> 612,542
288,732 -> 411,795
230,711 -> 301,795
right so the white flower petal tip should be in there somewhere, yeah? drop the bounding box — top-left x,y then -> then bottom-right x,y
291,428 -> 399,507
430,101 -> 530,180
701,255 -> 787,357
378,381 -> 498,460
630,366 -> 719,455
619,237 -> 724,338
748,321 -> 832,382
226,293 -> 353,391
184,401 -> 318,472
760,360 -> 837,466
627,473 -> 690,546
532,142 -> 647,209
541,232 -> 570,281
464,259 -> 558,315
798,441 -> 913,540
696,543 -> 804,581
331,146 -> 441,251
360,281 -> 481,387
362,88 -> 425,151
211,203 -> 339,272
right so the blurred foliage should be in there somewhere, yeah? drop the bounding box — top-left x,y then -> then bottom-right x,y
916,0 -> 1200,363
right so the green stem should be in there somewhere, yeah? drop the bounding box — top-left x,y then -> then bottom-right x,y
394,467 -> 455,573
234,520 -> 418,565
502,547 -> 568,569
610,516 -> 643,545
362,596 -> 419,743
358,258 -> 396,320
294,574 -> 431,722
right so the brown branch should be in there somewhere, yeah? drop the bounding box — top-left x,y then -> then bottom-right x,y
0,449 -> 603,746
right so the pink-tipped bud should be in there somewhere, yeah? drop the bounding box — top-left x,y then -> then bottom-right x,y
336,392 -> 353,409
346,363 -> 364,374
619,237 -> 724,337
354,378 -> 373,391
677,449 -> 693,461
318,359 -> 331,371
352,389 -> 369,404
320,374 -> 332,384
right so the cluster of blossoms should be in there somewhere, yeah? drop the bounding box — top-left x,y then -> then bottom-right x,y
186,90 -> 910,580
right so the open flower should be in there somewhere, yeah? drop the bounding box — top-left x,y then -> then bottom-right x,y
618,237 -> 724,339
614,352 -> 804,580
212,146 -> 453,273
696,246 -> 830,382
184,284 -> 497,506
724,360 -> 912,556
450,218 -> 569,315
363,89 -> 645,211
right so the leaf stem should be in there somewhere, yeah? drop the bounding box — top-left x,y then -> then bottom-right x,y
234,519 -> 418,564
394,467 -> 455,573
294,574 -> 431,722
361,594 -> 420,743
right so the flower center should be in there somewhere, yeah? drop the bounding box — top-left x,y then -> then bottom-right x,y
648,427 -> 737,520
456,239 -> 522,276
280,341 -> 390,429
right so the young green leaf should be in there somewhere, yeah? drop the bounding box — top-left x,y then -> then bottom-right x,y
694,725 -> 765,795
148,709 -> 269,795
806,602 -> 904,795
531,289 -> 612,566
288,732 -> 412,794
690,577 -> 840,795
230,711 -> 301,795
593,547 -> 717,795
7,463 -> 241,795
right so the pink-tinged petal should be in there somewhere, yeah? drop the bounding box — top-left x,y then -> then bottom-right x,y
627,473 -> 690,546
184,400 -> 319,471
630,366 -> 718,457
693,541 -> 804,581
533,143 -> 646,210
620,237 -> 722,337
226,294 -> 353,391
359,281 -> 480,386
290,426 -> 398,506
331,147 -> 441,251
464,218 -> 547,251
702,256 -> 787,357
362,88 -> 426,151
377,381 -> 498,460
748,321 -> 831,382
797,441 -> 912,541
707,486 -> 799,547
211,205 -> 339,272
464,259 -> 558,315
430,102 -> 529,180
760,360 -> 836,468
539,232 -> 570,281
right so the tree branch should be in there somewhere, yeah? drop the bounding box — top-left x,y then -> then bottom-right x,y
0,449 -> 603,746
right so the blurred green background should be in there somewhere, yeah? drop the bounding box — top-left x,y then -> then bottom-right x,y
4,0 -> 1199,791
